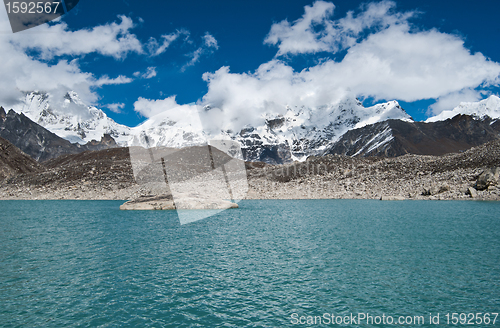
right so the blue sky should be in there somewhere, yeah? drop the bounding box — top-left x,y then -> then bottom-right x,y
1,0 -> 500,126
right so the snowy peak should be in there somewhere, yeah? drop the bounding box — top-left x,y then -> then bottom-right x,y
130,105 -> 206,148
127,96 -> 412,163
356,100 -> 413,128
327,114 -> 500,157
11,91 -> 414,163
229,98 -> 412,162
18,91 -> 132,145
427,95 -> 500,122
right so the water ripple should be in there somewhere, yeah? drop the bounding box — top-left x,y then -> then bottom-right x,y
0,200 -> 499,327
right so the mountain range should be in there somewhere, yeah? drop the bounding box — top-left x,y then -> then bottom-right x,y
5,91 -> 500,163
0,106 -> 117,161
328,114 -> 500,157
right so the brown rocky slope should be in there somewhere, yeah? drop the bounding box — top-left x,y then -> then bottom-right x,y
0,140 -> 499,200
0,136 -> 42,180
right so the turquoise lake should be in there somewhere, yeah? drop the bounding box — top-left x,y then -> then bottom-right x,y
1,200 -> 499,327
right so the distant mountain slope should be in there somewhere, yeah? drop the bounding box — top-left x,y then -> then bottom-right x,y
20,91 -> 132,145
17,91 -> 412,164
14,90 -> 500,163
0,136 -> 42,179
0,107 -> 117,161
234,99 -> 412,163
427,95 -> 500,122
326,114 -> 500,157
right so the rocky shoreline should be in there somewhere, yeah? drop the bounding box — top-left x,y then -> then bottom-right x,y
0,140 -> 499,202
245,140 -> 500,201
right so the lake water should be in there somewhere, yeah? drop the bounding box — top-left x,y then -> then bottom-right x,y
1,200 -> 499,327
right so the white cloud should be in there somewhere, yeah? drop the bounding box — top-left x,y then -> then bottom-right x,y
428,89 -> 484,116
182,32 -> 219,70
203,33 -> 218,49
0,5 -> 219,113
264,1 -> 336,55
134,67 -> 157,79
310,24 -> 500,101
0,10 -> 149,110
201,62 -> 301,130
264,0 -> 413,56
143,67 -> 157,79
134,96 -> 181,118
147,29 -> 190,56
198,0 -> 500,131
94,75 -> 133,86
10,15 -> 144,60
106,102 -> 126,113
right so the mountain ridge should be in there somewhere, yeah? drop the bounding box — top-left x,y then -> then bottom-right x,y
326,114 -> 500,157
0,136 -> 41,179
9,91 -> 500,163
0,106 -> 118,161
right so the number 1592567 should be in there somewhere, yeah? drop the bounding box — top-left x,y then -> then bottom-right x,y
445,313 -> 498,325
5,2 -> 60,14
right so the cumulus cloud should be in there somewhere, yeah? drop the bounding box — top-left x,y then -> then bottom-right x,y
0,7 -> 216,116
9,15 -> 144,60
106,103 -> 126,113
197,0 -> 500,130
134,96 -> 182,118
0,10 -> 148,110
264,0 -> 413,56
311,24 -> 500,101
428,89 -> 484,116
264,0 -> 336,55
143,67 -> 157,79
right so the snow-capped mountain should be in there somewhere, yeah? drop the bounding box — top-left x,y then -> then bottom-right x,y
128,97 -> 412,163
129,104 -> 207,149
427,95 -> 500,122
241,99 -> 412,161
13,90 -> 412,163
231,98 -> 412,162
327,114 -> 500,157
18,91 -> 132,145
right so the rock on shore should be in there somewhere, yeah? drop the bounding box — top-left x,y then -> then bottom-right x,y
119,193 -> 238,210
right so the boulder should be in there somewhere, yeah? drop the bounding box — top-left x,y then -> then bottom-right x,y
120,194 -> 175,210
380,195 -> 406,201
422,184 -> 449,196
174,197 -> 239,210
476,167 -> 500,190
466,187 -> 478,198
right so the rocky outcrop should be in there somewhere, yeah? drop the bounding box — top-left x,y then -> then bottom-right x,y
119,195 -> 175,210
421,185 -> 449,196
119,193 -> 238,210
467,187 -> 478,198
380,195 -> 405,200
475,167 -> 500,190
